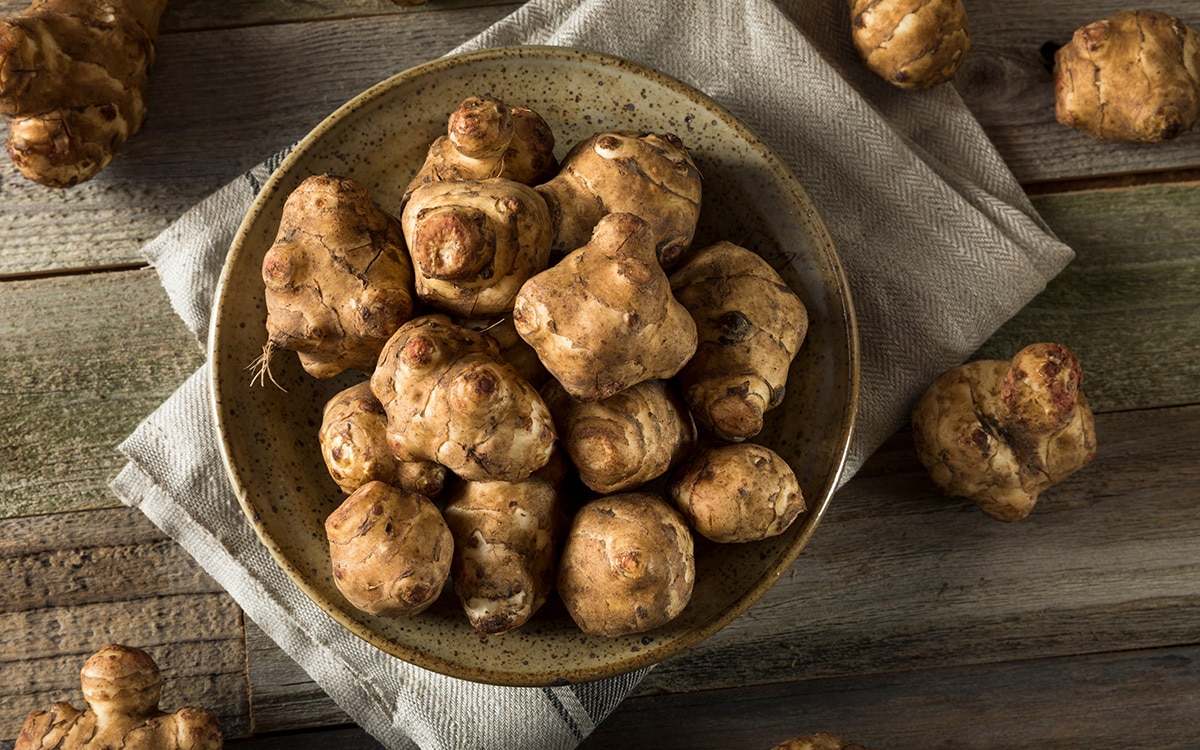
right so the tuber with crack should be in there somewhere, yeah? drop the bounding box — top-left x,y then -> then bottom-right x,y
848,0 -> 971,91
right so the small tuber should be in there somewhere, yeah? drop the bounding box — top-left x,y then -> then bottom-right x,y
1054,9 -> 1200,143
325,480 -> 453,617
318,381 -> 446,497
535,130 -> 702,266
512,212 -> 698,402
401,177 -> 553,317
557,492 -> 695,637
442,473 -> 565,637
371,314 -> 556,482
16,644 -> 223,750
669,442 -> 805,543
848,0 -> 971,91
669,241 -> 808,441
771,734 -> 870,750
257,174 -> 416,381
0,0 -> 167,187
911,342 -> 1098,521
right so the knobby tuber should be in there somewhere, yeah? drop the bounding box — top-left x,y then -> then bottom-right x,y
512,212 -> 698,401
16,644 -> 223,750
536,130 -> 702,266
669,442 -> 805,543
442,473 -> 565,636
670,241 -> 808,442
371,314 -> 556,482
1054,9 -> 1200,143
557,492 -> 695,637
849,0 -> 970,90
771,734 -> 870,750
0,0 -> 166,187
543,378 -> 696,494
258,174 -> 416,381
911,342 -> 1098,521
326,480 -> 453,617
404,94 -> 557,201
401,177 -> 553,317
318,381 -> 446,497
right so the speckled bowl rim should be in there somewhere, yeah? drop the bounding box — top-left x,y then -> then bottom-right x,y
209,45 -> 860,686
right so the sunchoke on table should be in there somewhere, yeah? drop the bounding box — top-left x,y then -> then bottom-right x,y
0,0 -> 167,187
771,733 -> 870,750
15,644 -> 223,750
1054,9 -> 1200,143
258,174 -> 416,381
670,241 -> 808,442
911,342 -> 1098,521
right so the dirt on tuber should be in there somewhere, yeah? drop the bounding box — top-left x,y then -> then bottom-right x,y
16,644 -> 223,750
849,0 -> 970,91
1054,9 -> 1200,143
911,342 -> 1098,521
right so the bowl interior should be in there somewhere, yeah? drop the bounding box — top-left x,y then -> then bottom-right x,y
210,45 -> 858,686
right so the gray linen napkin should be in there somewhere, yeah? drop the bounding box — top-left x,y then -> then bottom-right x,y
111,0 -> 1075,748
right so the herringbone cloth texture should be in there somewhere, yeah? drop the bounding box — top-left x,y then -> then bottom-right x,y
112,1 -> 1075,748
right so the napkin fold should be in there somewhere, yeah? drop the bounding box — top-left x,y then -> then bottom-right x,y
112,1 -> 1075,748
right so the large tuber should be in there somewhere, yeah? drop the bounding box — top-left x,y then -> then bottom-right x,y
1054,9 -> 1200,143
258,174 -> 416,381
16,644 -> 223,750
0,0 -> 167,187
911,342 -> 1098,521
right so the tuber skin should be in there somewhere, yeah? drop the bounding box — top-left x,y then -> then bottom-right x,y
401,178 -> 554,317
669,442 -> 805,543
16,644 -> 223,750
536,130 -> 702,266
911,342 -> 1098,521
325,480 -> 453,618
370,314 -> 556,483
512,212 -> 698,402
849,0 -> 970,91
557,492 -> 695,638
442,473 -> 566,637
669,241 -> 808,442
0,0 -> 167,187
1054,9 -> 1200,143
318,381 -> 446,497
542,378 -> 696,495
258,174 -> 416,381
403,95 -> 557,201
771,734 -> 870,750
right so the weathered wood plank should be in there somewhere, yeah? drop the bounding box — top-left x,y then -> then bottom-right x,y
0,270 -> 203,518
244,621 -> 351,734
584,645 -> 1200,750
0,507 -> 250,743
633,404 -> 1200,695
0,5 -> 519,277
975,183 -> 1200,411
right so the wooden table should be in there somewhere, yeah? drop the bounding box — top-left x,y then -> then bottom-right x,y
2,2 -> 1198,748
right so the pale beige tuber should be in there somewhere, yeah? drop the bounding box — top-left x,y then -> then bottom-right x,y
16,644 -> 223,750
669,442 -> 805,543
401,177 -> 553,317
325,480 -> 453,617
543,378 -> 696,494
442,473 -> 565,636
911,342 -> 1098,521
318,381 -> 446,497
258,174 -> 416,381
0,0 -> 167,187
557,492 -> 695,637
1054,9 -> 1200,143
849,0 -> 970,90
536,130 -> 702,266
512,212 -> 698,401
370,314 -> 556,482
670,241 -> 808,441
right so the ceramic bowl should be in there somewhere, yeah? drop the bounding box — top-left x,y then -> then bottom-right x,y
209,45 -> 858,686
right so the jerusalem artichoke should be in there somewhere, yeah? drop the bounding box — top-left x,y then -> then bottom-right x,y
0,0 -> 166,187
849,0 -> 970,90
911,342 -> 1098,521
